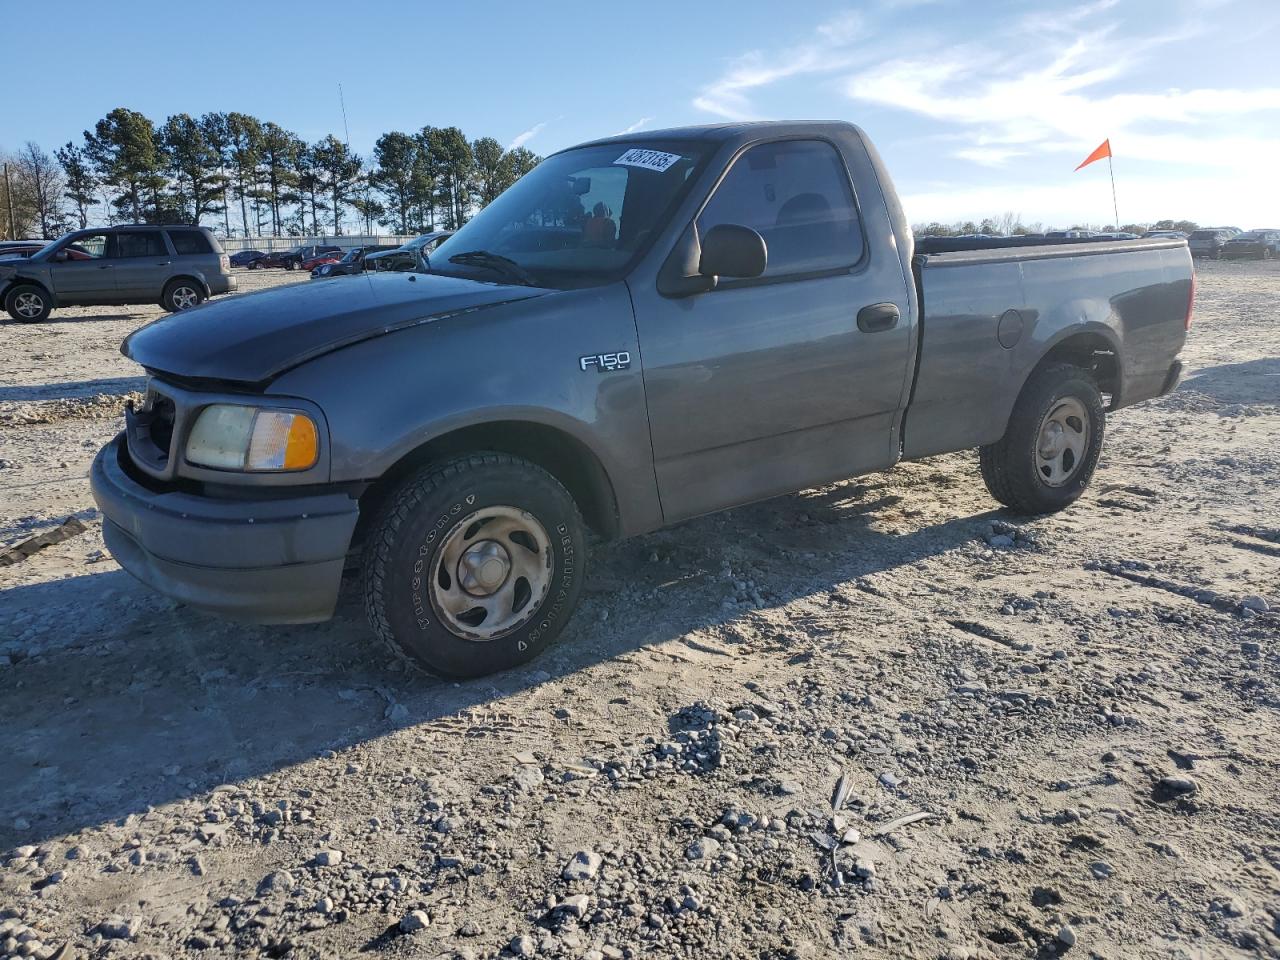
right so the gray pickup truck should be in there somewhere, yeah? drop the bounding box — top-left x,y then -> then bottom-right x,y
91,121 -> 1193,678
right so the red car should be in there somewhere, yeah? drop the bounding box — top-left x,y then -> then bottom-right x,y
301,252 -> 342,272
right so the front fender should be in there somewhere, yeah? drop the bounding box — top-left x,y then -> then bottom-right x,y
267,281 -> 664,536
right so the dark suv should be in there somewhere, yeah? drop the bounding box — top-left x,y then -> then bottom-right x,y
0,225 -> 235,323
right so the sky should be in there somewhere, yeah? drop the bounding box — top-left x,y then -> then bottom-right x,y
4,0 -> 1278,229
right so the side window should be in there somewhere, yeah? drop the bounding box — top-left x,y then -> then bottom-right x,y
168,230 -> 213,255
116,232 -> 168,258
697,139 -> 864,279
64,233 -> 112,259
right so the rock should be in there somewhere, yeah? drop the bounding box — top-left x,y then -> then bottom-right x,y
686,836 -> 721,860
878,771 -> 901,789
314,849 -> 343,867
513,766 -> 545,791
315,897 -> 334,914
558,893 -> 590,918
399,909 -> 431,933
1089,860 -> 1114,880
562,850 -> 602,881
987,534 -> 1015,549
509,933 -> 537,956
778,779 -> 802,796
1240,595 -> 1270,612
854,858 -> 877,878
259,870 -> 294,893
457,919 -> 484,937
733,708 -> 759,723
12,845 -> 37,859
1057,925 -> 1077,947
385,702 -> 409,722
1154,775 -> 1198,801
96,916 -> 141,940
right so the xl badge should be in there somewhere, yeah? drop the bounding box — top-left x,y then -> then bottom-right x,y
579,351 -> 632,373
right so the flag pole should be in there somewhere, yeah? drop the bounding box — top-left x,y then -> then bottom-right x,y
1107,152 -> 1119,230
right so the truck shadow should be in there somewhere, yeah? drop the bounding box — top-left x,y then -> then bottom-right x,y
1180,356 -> 1280,408
0,376 -> 146,403
0,464 -> 1002,849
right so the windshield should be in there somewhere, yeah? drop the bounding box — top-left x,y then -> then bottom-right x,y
340,248 -> 361,262
1189,231 -> 1219,240
430,141 -> 710,287
1234,231 -> 1264,240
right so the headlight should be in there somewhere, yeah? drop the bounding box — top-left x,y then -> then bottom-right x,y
185,405 -> 319,472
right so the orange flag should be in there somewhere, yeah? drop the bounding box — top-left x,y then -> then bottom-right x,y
1075,139 -> 1111,171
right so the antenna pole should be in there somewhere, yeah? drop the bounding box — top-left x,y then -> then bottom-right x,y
1107,152 -> 1119,230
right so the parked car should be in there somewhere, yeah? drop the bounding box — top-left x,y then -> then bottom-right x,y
1188,228 -> 1238,259
1220,229 -> 1280,260
253,244 -> 341,270
90,121 -> 1192,679
1,225 -> 235,322
364,232 -> 453,273
0,240 -> 47,259
311,245 -> 399,278
300,252 -> 343,272
1144,230 -> 1188,240
229,249 -> 267,267
1044,230 -> 1097,239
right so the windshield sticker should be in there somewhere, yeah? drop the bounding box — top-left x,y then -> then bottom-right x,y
614,148 -> 683,173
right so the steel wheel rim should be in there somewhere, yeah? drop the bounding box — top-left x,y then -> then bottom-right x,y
172,287 -> 199,310
1035,397 -> 1089,487
428,505 -> 552,642
15,292 -> 43,318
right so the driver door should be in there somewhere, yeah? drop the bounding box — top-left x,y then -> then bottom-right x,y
49,232 -> 120,303
630,139 -> 913,523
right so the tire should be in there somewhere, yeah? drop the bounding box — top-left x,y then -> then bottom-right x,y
162,279 -> 205,313
979,363 -> 1105,514
4,283 -> 52,323
249,260 -> 260,270
363,454 -> 586,679
286,259 -> 298,271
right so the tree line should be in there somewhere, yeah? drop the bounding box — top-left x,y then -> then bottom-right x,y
911,214 -> 1203,237
0,107 -> 541,240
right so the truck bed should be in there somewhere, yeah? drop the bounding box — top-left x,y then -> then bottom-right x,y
902,237 -> 1193,460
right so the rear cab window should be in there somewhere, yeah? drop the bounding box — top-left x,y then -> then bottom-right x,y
697,139 -> 865,280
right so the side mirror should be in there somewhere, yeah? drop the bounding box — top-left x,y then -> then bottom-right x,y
53,250 -> 70,262
699,224 -> 767,279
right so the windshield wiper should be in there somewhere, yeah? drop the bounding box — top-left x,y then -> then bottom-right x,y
446,250 -> 536,286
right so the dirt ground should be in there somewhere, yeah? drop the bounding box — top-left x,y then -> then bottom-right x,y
1,261 -> 1277,960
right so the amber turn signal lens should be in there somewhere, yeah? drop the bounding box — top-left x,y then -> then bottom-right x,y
283,415 -> 318,470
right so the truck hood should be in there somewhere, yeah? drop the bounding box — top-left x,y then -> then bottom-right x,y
123,272 -> 547,384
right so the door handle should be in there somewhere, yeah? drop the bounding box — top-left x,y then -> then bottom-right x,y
98,264 -> 113,269
156,261 -> 171,266
857,302 -> 900,333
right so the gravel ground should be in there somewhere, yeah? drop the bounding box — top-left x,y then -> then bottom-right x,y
1,261 -> 1277,960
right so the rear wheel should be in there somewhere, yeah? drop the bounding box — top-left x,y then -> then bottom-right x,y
162,279 -> 204,313
362,454 -> 585,678
4,284 -> 52,323
979,363 -> 1105,514
286,259 -> 298,271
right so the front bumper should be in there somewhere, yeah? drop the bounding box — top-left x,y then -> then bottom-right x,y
90,434 -> 359,623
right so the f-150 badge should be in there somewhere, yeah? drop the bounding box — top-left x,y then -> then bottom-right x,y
580,351 -> 632,372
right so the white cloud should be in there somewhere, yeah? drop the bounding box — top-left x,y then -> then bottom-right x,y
507,122 -> 547,150
687,2 -> 1280,224
692,12 -> 863,120
614,117 -> 654,136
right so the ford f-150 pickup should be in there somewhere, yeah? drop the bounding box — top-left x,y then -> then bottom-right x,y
91,121 -> 1194,678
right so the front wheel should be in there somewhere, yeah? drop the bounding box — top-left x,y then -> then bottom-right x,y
4,283 -> 52,323
286,260 -> 298,271
979,363 -> 1105,514
363,454 -> 586,678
